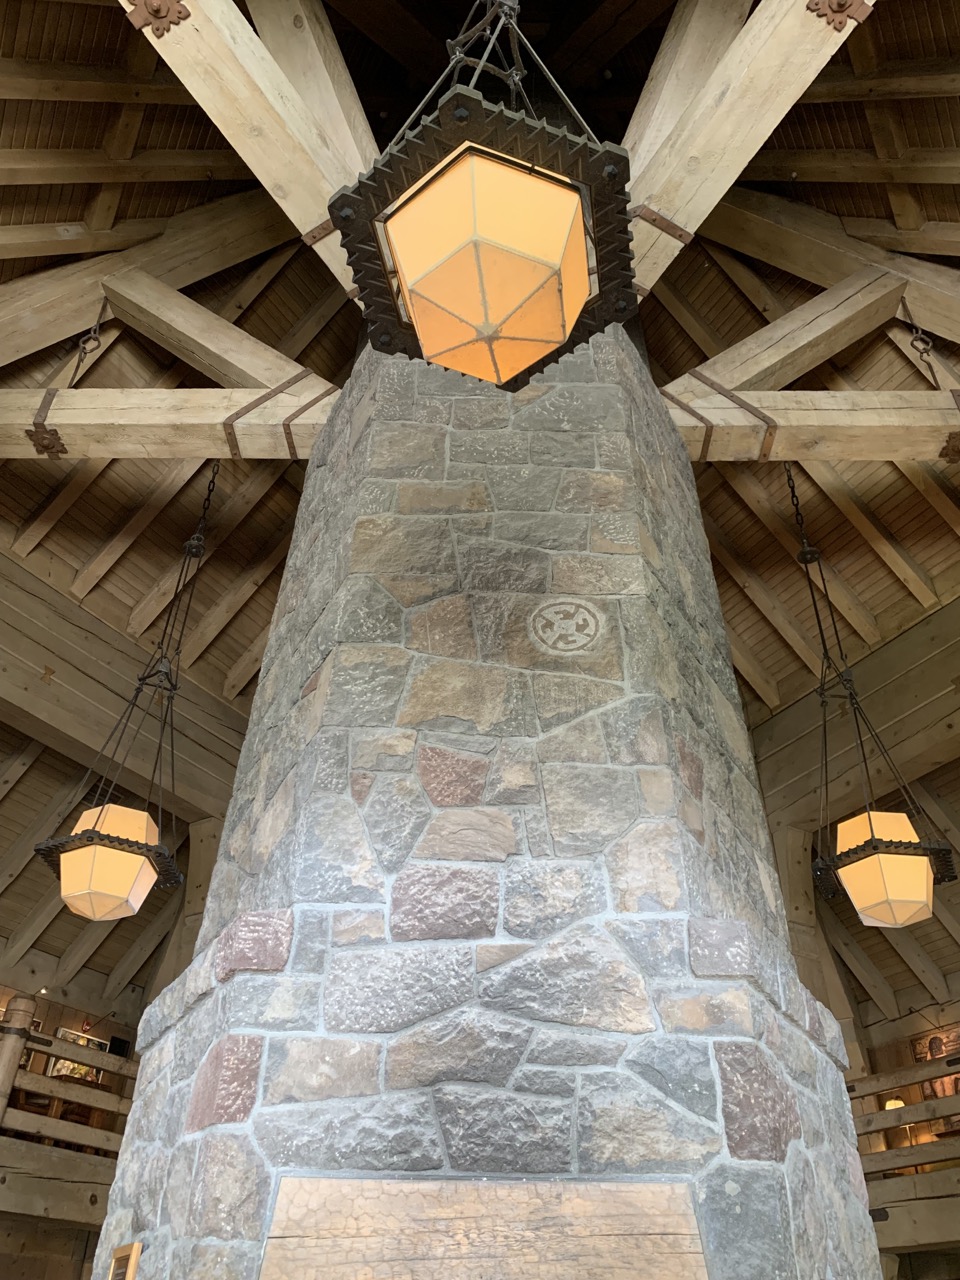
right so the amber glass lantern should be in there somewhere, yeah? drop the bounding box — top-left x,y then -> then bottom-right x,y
327,3 -> 636,390
834,812 -> 934,929
58,805 -> 160,921
381,145 -> 591,385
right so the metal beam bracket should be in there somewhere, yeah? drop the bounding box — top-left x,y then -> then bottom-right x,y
688,369 -> 780,462
303,218 -> 335,248
25,388 -> 67,459
628,203 -> 693,246
124,1 -> 192,38
659,388 -> 716,464
806,0 -> 873,32
222,370 -> 313,461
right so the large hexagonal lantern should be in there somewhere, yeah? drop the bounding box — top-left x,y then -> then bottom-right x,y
328,87 -> 637,391
383,148 -> 591,385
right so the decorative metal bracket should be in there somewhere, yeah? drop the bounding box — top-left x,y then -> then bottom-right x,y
124,0 -> 191,38
26,388 -> 67,459
806,0 -> 873,32
628,203 -> 693,247
36,828 -> 183,891
941,429 -> 960,463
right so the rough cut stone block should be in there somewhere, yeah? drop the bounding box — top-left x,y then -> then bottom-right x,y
607,918 -> 688,979
325,945 -> 474,1032
624,1036 -> 718,1122
367,423 -> 445,478
397,480 -> 492,514
386,1009 -> 530,1090
695,1163 -> 798,1280
600,698 -> 669,766
476,942 -> 533,972
511,1067 -> 577,1097
416,745 -> 489,806
352,729 -> 417,771
398,659 -> 537,736
186,1035 -> 263,1133
532,673 -> 622,731
480,925 -> 654,1033
716,1041 -> 802,1162
503,861 -> 607,939
262,1036 -> 380,1106
415,807 -> 517,861
485,741 -> 540,804
484,464 -> 560,510
294,795 -> 385,903
577,1073 -> 721,1175
542,764 -> 638,856
473,593 -> 624,681
434,1086 -> 573,1174
391,864 -> 499,940
655,984 -> 760,1038
254,1095 -> 444,1172
526,1029 -> 625,1067
605,820 -> 686,911
407,595 -> 478,660
362,774 -> 431,872
689,917 -> 755,979
331,909 -> 385,947
221,975 -> 321,1033
187,1133 -> 271,1241
215,911 -> 293,983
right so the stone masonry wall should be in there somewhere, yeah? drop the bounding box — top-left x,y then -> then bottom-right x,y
94,328 -> 882,1280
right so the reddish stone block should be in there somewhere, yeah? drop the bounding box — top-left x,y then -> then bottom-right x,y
417,745 -> 489,807
350,771 -> 375,805
216,911 -> 294,983
186,1035 -> 263,1133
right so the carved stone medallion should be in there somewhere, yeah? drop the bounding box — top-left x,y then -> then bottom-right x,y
529,600 -> 602,654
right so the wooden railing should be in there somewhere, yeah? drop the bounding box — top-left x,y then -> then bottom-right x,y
850,1057 -> 960,1254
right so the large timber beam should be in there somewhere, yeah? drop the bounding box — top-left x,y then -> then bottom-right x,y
0,56 -> 193,103
115,0 -> 357,290
627,0 -> 878,291
702,186 -> 960,347
0,554 -> 243,819
0,188 -> 294,369
753,596 -> 960,834
803,57 -> 960,104
1,386 -> 956,462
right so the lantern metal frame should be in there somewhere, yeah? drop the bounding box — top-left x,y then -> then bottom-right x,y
777,463 -> 957,907
34,448 -> 222,901
327,4 -> 637,391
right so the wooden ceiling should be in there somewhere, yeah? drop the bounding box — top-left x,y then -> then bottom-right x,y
1,0 -> 960,1035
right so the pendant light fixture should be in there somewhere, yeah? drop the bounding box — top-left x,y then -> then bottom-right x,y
34,459 -> 221,921
325,0 -> 637,390
780,464 -> 957,928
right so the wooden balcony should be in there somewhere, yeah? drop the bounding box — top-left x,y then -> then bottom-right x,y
0,1030 -> 137,1226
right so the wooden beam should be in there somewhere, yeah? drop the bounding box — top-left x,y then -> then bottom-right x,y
71,460 -> 203,600
897,462 -> 960,539
0,188 -> 295,369
0,148 -> 249,185
0,57 -> 193,103
745,148 -> 960,186
0,771 -> 89,897
146,819 -> 220,1001
803,58 -> 960,104
861,1133 -> 960,1176
0,739 -> 44,803
127,463 -> 288,637
0,886 -> 62,967
714,464 -> 880,645
12,461 -> 111,558
0,1136 -> 116,1229
627,0 -> 875,290
623,0 -> 752,172
666,387 -> 960,463
116,0 -> 356,290
2,1108 -> 123,1154
0,556 -> 242,821
665,267 -> 906,397
224,624 -> 271,701
247,0 -> 376,175
818,901 -> 901,1021
0,219 -> 166,260
701,186 -> 960,347
879,928 -> 951,1005
102,268 -> 326,390
51,920 -> 121,989
652,278 -> 726,358
181,522 -> 293,667
103,888 -> 184,1001
550,0 -> 674,82
841,219 -> 960,257
704,513 -> 822,674
727,630 -> 781,711
12,1069 -> 132,1117
802,461 -> 938,609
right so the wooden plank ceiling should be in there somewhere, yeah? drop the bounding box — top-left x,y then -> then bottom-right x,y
0,0 -> 959,1024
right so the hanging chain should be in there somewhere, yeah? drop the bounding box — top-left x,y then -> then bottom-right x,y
66,298 -> 109,390
902,299 -> 942,391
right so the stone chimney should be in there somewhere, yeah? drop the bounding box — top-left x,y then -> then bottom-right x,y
94,328 -> 881,1280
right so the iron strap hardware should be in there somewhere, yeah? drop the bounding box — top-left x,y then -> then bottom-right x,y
0,1024 -> 29,1041
806,0 -> 873,31
281,386 -> 339,460
222,370 -> 313,461
303,218 -> 335,247
26,388 -> 67,459
659,387 -> 716,464
942,392 -> 960,461
628,203 -> 693,246
688,369 -> 780,462
124,0 -> 191,38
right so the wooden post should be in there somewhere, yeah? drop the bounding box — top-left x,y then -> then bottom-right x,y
0,993 -> 37,1118
145,818 -> 221,1003
880,1254 -> 900,1280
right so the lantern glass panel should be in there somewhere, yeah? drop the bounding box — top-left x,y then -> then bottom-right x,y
60,805 -> 159,921
836,810 -> 920,856
837,851 -> 933,928
383,147 -> 591,385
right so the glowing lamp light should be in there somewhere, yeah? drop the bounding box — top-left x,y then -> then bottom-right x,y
59,805 -> 159,922
382,147 -> 591,386
835,811 -> 933,929
884,1097 -> 906,1111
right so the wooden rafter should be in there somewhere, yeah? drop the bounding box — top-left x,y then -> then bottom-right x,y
12,461 -> 111,559
0,771 -> 89,898
0,740 -> 44,803
802,57 -> 960,104
322,0 -> 445,77
0,56 -> 193,104
550,0 -> 674,82
819,900 -> 901,1021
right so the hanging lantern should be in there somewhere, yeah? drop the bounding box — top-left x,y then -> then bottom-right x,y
326,2 -> 636,390
34,460 -> 221,920
778,463 -> 957,929
884,1097 -> 906,1111
55,806 -> 161,921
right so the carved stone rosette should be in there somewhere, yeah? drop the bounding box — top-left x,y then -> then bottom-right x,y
124,0 -> 191,38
